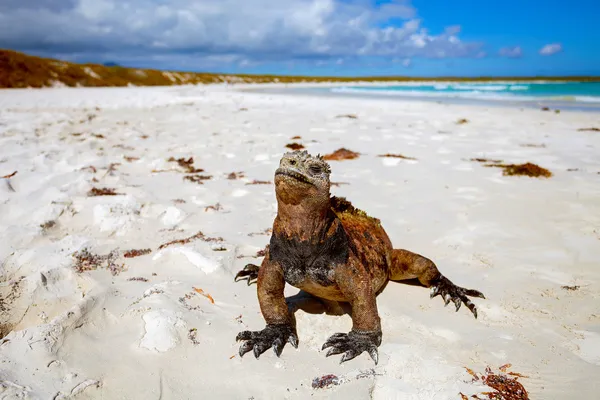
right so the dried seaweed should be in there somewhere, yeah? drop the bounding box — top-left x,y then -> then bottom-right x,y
193,287 -> 215,304
73,248 -> 125,275
124,156 -> 139,162
457,118 -> 469,124
204,203 -> 223,212
183,174 -> 212,184
312,374 -> 340,389
463,365 -> 529,400
88,187 -> 122,196
323,148 -> 360,161
179,292 -> 203,312
158,231 -> 223,250
40,220 -> 56,231
286,143 -> 305,150
484,162 -> 552,178
167,157 -> 204,173
123,248 -> 152,258
1,171 -> 17,179
248,228 -> 272,237
335,114 -> 358,119
127,277 -> 149,282
227,171 -> 245,180
470,158 -> 503,163
188,328 -> 200,345
578,127 -> 600,132
378,153 -> 417,160
290,136 -> 302,140
561,285 -> 580,291
246,180 -> 272,185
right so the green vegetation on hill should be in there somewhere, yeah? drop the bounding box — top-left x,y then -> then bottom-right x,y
1,49 -> 599,89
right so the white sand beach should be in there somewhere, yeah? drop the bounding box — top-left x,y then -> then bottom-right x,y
1,84 -> 599,399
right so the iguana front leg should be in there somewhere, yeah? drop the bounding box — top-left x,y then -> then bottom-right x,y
236,254 -> 298,358
322,259 -> 382,364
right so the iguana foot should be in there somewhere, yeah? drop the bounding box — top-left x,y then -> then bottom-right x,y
234,263 -> 260,285
430,275 -> 485,318
236,323 -> 298,359
322,330 -> 381,364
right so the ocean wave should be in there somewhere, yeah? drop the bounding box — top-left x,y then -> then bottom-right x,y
330,87 -> 534,101
329,85 -> 600,103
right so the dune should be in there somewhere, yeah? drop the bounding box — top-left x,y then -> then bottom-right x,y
1,84 -> 599,399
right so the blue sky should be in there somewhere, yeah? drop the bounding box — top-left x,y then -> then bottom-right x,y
0,0 -> 598,76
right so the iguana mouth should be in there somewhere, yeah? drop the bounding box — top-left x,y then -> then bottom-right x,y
275,169 -> 314,185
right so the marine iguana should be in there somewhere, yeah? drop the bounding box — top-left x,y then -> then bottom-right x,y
235,150 -> 484,364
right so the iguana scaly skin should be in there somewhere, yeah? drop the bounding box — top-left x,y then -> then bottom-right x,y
235,151 -> 484,364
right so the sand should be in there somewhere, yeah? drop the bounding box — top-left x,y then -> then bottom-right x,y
1,84 -> 599,399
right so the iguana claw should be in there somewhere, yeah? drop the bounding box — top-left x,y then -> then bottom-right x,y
321,330 -> 381,364
234,263 -> 260,285
430,275 -> 485,318
237,324 -> 298,359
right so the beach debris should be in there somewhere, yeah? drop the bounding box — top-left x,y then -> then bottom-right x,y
72,248 -> 125,275
470,158 -> 503,163
204,203 -> 223,212
128,277 -> 149,282
167,157 -> 204,173
2,171 -> 17,192
577,127 -> 600,132
123,248 -> 152,258
173,199 -> 186,204
1,171 -> 17,179
248,228 -> 272,237
183,174 -> 212,184
188,328 -> 200,345
554,109 -> 560,114
256,247 -> 268,257
312,374 -> 340,389
290,136 -> 302,139
312,369 -> 381,390
378,153 -> 417,160
484,162 -> 552,178
227,171 -> 245,180
193,287 -> 215,304
456,118 -> 469,124
461,364 -> 529,400
124,156 -> 140,162
566,168 -> 579,172
335,114 -> 358,119
179,292 -> 203,312
561,285 -> 580,291
88,187 -> 122,196
323,148 -> 360,161
519,143 -> 546,148
40,220 -> 57,231
246,180 -> 272,185
541,107 -> 550,111
158,231 -> 223,250
286,143 -> 305,150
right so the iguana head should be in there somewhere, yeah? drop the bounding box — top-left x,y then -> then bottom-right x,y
275,151 -> 331,205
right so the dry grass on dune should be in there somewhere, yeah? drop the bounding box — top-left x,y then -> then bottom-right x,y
2,49 -> 600,89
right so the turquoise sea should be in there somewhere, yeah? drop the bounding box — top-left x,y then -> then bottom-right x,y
307,81 -> 600,111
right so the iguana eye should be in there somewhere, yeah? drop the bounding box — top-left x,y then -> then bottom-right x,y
309,165 -> 322,174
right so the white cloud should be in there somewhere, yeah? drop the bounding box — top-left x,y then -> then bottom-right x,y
498,46 -> 522,58
0,0 -> 484,67
539,43 -> 562,56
